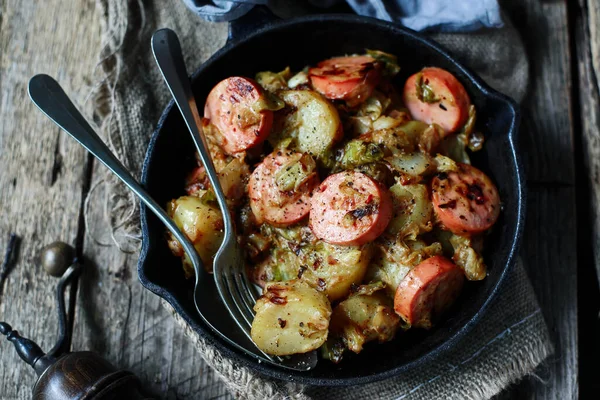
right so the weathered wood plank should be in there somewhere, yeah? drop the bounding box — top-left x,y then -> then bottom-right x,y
501,0 -> 575,184
72,3 -> 232,397
72,239 -> 232,399
497,0 -> 578,399
0,0 -> 100,398
1,1 -> 581,399
521,187 -> 578,399
576,0 -> 600,289
573,0 -> 600,397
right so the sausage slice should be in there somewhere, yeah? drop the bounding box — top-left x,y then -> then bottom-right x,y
403,67 -> 471,134
431,163 -> 500,235
309,171 -> 392,245
309,56 -> 381,107
394,256 -> 464,329
248,150 -> 319,227
204,77 -> 273,154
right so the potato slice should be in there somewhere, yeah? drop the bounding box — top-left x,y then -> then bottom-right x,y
166,194 -> 224,277
251,280 -> 332,356
270,90 -> 342,158
386,152 -> 435,179
251,225 -> 372,301
299,242 -> 372,302
387,184 -> 433,238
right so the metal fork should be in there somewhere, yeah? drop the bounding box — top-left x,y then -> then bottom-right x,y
151,28 -> 317,370
27,74 -> 315,371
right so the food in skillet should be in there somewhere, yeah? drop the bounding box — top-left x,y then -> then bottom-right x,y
165,50 -> 500,361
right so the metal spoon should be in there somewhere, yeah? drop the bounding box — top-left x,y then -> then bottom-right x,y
151,28 -> 318,371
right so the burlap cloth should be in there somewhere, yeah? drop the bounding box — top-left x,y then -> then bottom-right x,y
90,0 -> 552,398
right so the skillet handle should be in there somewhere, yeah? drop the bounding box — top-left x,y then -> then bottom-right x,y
227,5 -> 280,42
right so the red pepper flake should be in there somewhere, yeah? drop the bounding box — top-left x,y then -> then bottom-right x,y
267,288 -> 288,305
313,258 -> 322,270
270,296 -> 287,305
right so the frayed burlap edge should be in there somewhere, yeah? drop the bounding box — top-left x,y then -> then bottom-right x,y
87,0 -> 144,253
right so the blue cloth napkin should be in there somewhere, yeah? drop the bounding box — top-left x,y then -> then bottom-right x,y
181,0 -> 503,32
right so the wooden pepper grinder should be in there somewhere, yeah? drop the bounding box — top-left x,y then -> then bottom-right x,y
0,241 -> 155,399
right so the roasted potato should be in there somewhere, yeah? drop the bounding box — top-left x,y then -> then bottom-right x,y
186,123 -> 250,203
252,230 -> 372,302
387,184 -> 433,239
386,151 -> 435,180
251,280 -> 332,356
299,242 -> 373,302
166,194 -> 224,277
269,90 -> 342,159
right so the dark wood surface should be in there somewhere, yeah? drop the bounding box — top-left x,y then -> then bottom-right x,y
0,0 -> 597,399
494,1 -> 579,398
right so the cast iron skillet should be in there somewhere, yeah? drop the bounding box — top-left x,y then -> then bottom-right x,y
138,7 -> 525,386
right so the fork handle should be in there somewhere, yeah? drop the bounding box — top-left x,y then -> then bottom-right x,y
27,74 -> 205,275
151,29 -> 234,236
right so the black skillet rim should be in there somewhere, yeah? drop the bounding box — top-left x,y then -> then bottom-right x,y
138,13 -> 525,386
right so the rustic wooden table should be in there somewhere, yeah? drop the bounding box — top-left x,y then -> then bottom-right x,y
1,0 -> 598,399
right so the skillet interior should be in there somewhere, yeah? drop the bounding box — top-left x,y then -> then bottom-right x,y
139,14 -> 524,386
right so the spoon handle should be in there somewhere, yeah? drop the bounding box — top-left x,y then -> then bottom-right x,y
150,29 -> 234,236
27,74 -> 205,274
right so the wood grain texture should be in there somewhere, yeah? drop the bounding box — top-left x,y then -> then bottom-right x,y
0,1 -> 231,399
496,0 -> 578,399
576,0 -> 600,285
573,0 -> 600,396
0,0 -> 583,399
501,0 -> 575,185
0,0 -> 99,398
72,1 -> 232,396
71,240 -> 232,399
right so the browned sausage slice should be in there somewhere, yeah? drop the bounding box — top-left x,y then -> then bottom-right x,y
309,56 -> 381,107
309,171 -> 393,245
248,150 -> 319,227
204,77 -> 273,154
431,163 -> 500,235
403,67 -> 471,134
394,256 -> 464,329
